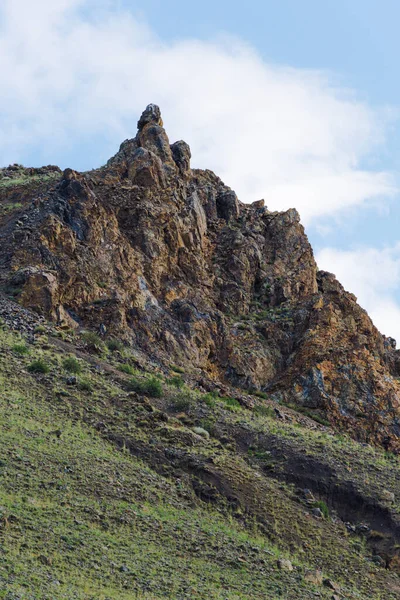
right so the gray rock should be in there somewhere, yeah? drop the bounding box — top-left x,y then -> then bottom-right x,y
277,558 -> 293,571
171,140 -> 191,175
216,190 -> 240,222
137,104 -> 162,130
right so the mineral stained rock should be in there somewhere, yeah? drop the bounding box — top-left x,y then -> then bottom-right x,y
2,104 -> 400,450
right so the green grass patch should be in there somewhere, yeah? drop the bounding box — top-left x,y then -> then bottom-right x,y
167,375 -> 185,389
220,396 -> 241,411
12,342 -> 30,356
119,363 -> 138,376
312,500 -> 329,519
128,375 -> 163,398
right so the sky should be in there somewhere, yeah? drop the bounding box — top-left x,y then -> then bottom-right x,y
1,0 -> 400,340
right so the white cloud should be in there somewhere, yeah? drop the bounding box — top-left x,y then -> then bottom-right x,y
0,0 -> 397,224
317,245 -> 400,342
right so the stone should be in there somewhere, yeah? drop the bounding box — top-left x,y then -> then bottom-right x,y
323,579 -> 340,592
303,489 -> 315,502
128,147 -> 167,188
216,190 -> 240,221
371,555 -> 385,566
192,426 -> 210,439
171,140 -> 191,175
137,103 -> 163,130
251,199 -> 265,209
380,489 -> 395,503
312,508 -> 324,519
304,569 -> 323,585
277,558 -> 293,571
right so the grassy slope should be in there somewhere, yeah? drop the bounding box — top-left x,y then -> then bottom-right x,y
0,323 -> 400,599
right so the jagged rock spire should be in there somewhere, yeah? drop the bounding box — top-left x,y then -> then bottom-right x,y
137,104 -> 163,130
108,105 -> 191,184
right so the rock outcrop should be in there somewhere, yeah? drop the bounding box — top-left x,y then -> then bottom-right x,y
1,104 -> 400,450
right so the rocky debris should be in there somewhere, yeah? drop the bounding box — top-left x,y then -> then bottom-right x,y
1,104 -> 400,452
0,293 -> 47,335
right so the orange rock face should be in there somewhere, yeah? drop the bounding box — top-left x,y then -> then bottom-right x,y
1,105 -> 400,450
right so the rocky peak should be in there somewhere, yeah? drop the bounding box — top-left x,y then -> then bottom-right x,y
1,104 -> 400,451
137,103 -> 163,130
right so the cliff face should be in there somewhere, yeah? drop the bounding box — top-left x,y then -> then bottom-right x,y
1,104 -> 400,450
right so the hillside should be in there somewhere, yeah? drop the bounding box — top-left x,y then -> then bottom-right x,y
1,105 -> 400,598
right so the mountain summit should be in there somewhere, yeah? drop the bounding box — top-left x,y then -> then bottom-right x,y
1,104 -> 400,451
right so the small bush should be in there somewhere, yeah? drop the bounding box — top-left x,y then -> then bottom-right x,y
254,404 -> 275,418
12,343 -> 29,356
168,375 -> 185,389
129,376 -> 163,398
63,356 -> 82,374
34,325 -> 46,334
248,448 -> 271,460
202,393 -> 216,408
170,365 -> 185,374
307,412 -> 330,427
27,359 -> 50,374
368,530 -> 387,540
253,390 -> 268,400
106,338 -> 124,352
220,396 -> 241,411
119,364 -> 137,376
170,392 -> 193,412
81,331 -> 105,352
78,379 -> 93,392
313,500 -> 329,519
192,426 -> 210,439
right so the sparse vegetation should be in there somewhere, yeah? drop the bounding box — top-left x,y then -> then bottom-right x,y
170,364 -> 185,374
78,378 -> 93,392
202,392 -> 216,408
80,330 -> 105,352
0,171 -> 60,188
313,500 -> 329,519
128,375 -> 163,397
119,363 -> 137,376
34,324 -> 46,334
12,342 -> 29,355
170,392 -> 193,412
168,374 -> 185,389
254,404 -> 275,418
220,395 -> 241,411
106,338 -> 125,352
0,320 -> 398,599
253,390 -> 268,400
63,356 -> 82,374
27,358 -> 50,374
